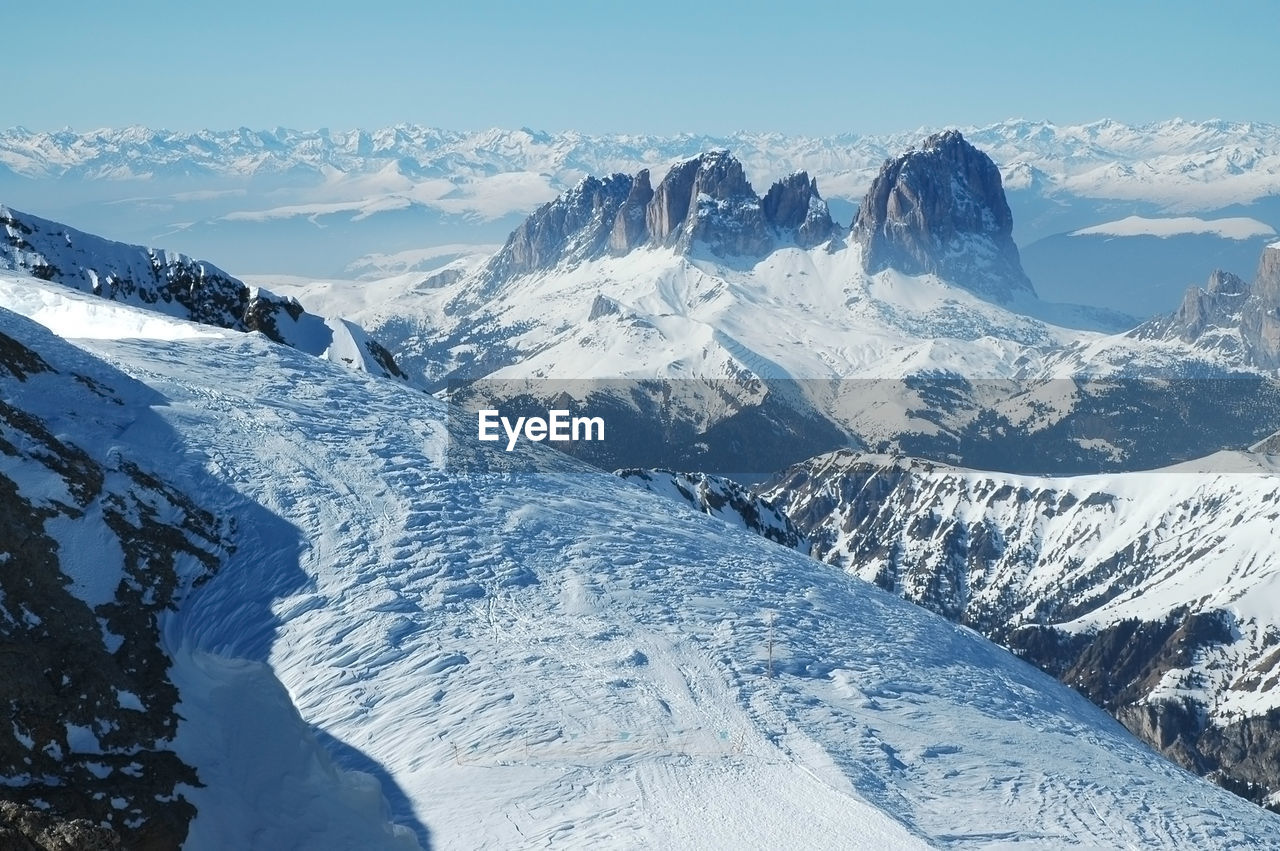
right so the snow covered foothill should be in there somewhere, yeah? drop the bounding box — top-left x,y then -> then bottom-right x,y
6,286 -> 1266,848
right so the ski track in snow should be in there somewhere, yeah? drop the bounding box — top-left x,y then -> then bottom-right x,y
36,319 -> 1273,850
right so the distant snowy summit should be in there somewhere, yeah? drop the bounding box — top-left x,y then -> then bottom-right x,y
0,204 -> 406,380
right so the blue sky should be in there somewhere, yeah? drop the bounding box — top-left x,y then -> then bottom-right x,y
12,0 -> 1278,134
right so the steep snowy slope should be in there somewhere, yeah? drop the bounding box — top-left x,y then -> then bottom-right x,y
761,449 -> 1280,808
5,275 -> 1275,848
0,292 -> 417,849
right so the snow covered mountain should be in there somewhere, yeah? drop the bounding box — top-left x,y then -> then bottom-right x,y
758,448 -> 1280,809
6,119 -> 1280,290
3,269 -> 1280,847
299,133 -> 1280,478
0,204 -> 406,380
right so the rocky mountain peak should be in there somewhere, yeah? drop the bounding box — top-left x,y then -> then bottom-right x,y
488,173 -> 635,278
851,130 -> 1034,302
1134,243 -> 1280,369
1206,269 -> 1249,295
762,172 -> 835,248
482,151 -> 845,283
1254,242 -> 1280,303
608,168 -> 653,255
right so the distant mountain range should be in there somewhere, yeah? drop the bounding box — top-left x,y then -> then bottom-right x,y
4,119 -> 1280,312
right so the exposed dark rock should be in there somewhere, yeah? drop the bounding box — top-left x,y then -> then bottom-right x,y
762,172 -> 835,248
0,324 -> 229,848
616,468 -> 804,549
589,294 -> 621,321
645,159 -> 700,247
852,130 -> 1034,302
364,337 -> 408,379
608,169 -> 653,255
674,151 -> 773,257
0,801 -> 121,851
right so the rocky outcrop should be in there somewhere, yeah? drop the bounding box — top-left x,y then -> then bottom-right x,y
486,174 -> 634,278
1133,244 -> 1280,369
0,320 -> 230,848
0,801 -> 121,850
852,130 -> 1034,302
481,152 -> 840,283
675,151 -> 773,257
645,159 -> 699,248
608,169 -> 653,255
761,172 -> 835,248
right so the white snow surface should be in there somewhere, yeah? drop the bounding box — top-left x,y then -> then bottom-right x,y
1072,215 -> 1276,240
2,286 -> 1274,847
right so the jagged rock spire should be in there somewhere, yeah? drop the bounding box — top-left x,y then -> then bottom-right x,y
852,130 -> 1034,302
483,151 -> 839,279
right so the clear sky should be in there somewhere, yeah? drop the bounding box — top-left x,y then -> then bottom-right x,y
10,0 -> 1278,135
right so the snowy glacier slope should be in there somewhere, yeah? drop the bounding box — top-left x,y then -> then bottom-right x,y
6,276 -> 1275,848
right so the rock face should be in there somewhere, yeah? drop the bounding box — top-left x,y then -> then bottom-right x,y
762,172 -> 835,248
757,449 -> 1280,811
852,130 -> 1034,302
0,316 -> 231,848
608,169 -> 653,255
1134,244 -> 1280,369
0,204 -> 406,380
672,150 -> 773,257
480,152 -> 838,282
486,174 -> 634,279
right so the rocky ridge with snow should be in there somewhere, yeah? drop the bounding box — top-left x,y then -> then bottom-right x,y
615,469 -> 804,550
757,449 -> 1280,809
0,204 -> 405,380
478,151 -> 835,288
1132,244 -> 1280,369
0,310 -> 231,848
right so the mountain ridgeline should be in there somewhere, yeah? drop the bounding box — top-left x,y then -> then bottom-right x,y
484,150 -> 836,282
481,132 -> 1034,303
